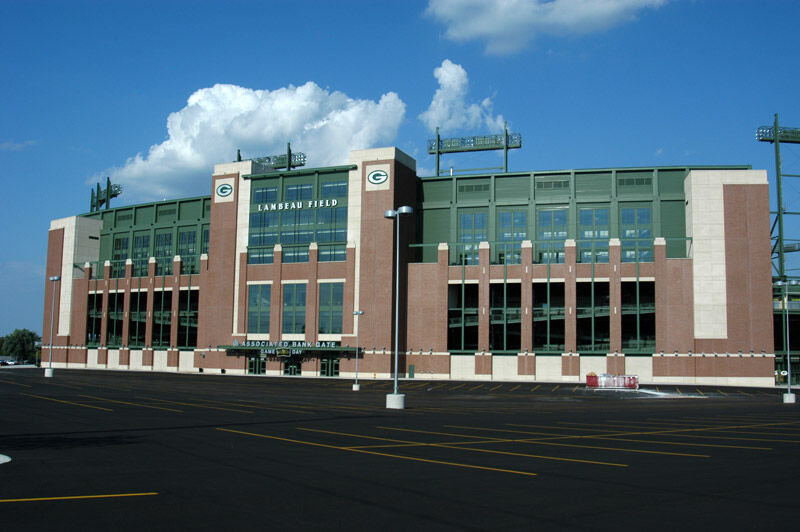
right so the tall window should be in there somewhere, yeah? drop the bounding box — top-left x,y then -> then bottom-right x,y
132,232 -> 150,277
320,180 -> 347,198
112,235 -> 129,278
86,293 -> 103,347
457,211 -> 487,265
621,207 -> 653,262
154,230 -> 173,276
496,210 -> 527,264
128,291 -> 148,348
576,282 -> 610,352
282,284 -> 307,334
318,283 -> 344,334
489,283 -> 521,351
448,284 -> 479,351
621,281 -> 655,350
177,227 -> 197,274
106,292 -> 124,347
532,282 -> 565,351
578,207 -> 609,263
178,289 -> 199,348
152,290 -> 172,348
537,209 -> 567,263
247,284 -> 271,334
253,186 -> 278,204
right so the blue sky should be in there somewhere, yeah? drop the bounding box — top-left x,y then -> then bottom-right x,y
2,0 -> 800,336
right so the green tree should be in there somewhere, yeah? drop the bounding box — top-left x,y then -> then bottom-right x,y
1,329 -> 41,362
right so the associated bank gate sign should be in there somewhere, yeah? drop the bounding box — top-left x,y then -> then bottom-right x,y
225,340 -> 342,357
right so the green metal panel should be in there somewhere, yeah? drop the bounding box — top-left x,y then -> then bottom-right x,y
457,178 -> 491,202
534,173 -> 570,201
495,176 -> 530,201
115,208 -> 134,228
135,205 -> 155,225
178,199 -> 203,220
660,200 -> 686,258
156,203 -> 177,223
574,172 -> 612,199
617,170 -> 654,197
421,179 -> 452,203
421,209 -> 449,262
657,169 -> 687,196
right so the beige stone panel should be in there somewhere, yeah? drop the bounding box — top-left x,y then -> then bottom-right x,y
232,161 -> 254,335
625,357 -> 653,383
178,352 -> 194,372
107,349 -> 120,369
129,350 -> 143,370
492,356 -> 519,381
579,356 -> 607,380
535,356 -> 562,381
153,350 -> 170,371
451,355 -> 475,380
87,349 -> 99,368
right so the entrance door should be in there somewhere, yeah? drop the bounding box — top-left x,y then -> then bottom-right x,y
248,356 -> 266,374
320,356 -> 340,377
283,355 -> 302,375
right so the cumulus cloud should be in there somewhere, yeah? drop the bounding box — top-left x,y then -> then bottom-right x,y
104,82 -> 406,201
419,59 -> 504,134
426,0 -> 666,54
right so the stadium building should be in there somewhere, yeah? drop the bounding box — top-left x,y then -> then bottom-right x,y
42,139 -> 778,387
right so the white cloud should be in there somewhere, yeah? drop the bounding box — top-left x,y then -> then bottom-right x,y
426,0 -> 667,55
104,82 -> 406,201
1,139 -> 37,151
419,59 -> 504,134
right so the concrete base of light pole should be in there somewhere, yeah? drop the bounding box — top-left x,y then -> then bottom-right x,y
352,383 -> 360,391
386,393 -> 405,409
44,368 -> 54,378
783,392 -> 796,404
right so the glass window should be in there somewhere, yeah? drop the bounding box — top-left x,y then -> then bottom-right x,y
318,283 -> 344,334
621,206 -> 653,262
456,211 -> 487,265
253,186 -> 278,204
282,284 -> 307,334
247,284 -> 271,335
536,208 -> 567,263
321,181 -> 347,198
578,207 -> 609,263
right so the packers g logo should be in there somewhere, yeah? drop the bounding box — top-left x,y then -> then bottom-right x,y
367,169 -> 389,185
216,183 -> 233,197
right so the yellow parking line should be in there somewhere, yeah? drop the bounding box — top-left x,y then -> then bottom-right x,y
717,390 -> 728,396
0,379 -> 31,388
737,390 -> 752,396
450,383 -> 466,391
142,397 -> 252,413
383,426 -> 705,458
469,384 -> 484,391
489,385 -> 502,392
79,395 -> 182,413
428,383 -> 446,391
510,385 -> 521,392
696,388 -> 704,396
531,385 -> 540,392
551,385 -> 560,392
302,427 -> 626,467
217,428 -> 537,477
676,388 -> 683,395
21,393 -> 112,412
0,492 -> 158,504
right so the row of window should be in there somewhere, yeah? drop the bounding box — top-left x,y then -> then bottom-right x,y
455,207 -> 653,264
111,226 -> 209,278
247,282 -> 344,335
253,181 -> 347,205
87,289 -> 198,348
448,282 -> 655,352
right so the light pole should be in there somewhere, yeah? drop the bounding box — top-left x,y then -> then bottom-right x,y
384,205 -> 413,409
45,275 -> 60,378
353,310 -> 363,391
776,280 -> 798,403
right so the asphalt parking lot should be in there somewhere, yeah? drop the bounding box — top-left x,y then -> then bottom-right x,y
1,368 -> 798,530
